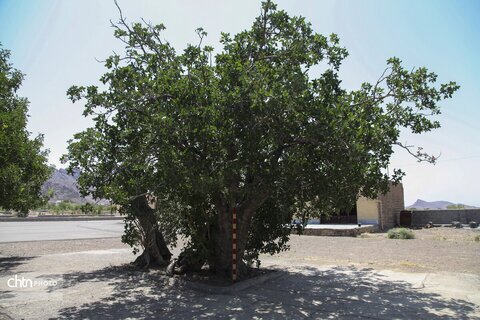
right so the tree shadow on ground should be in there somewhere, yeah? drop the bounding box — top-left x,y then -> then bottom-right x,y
0,256 -> 36,305
50,265 -> 478,319
0,309 -> 14,320
0,256 -> 34,275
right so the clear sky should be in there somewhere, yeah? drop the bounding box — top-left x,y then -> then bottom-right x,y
1,0 -> 479,206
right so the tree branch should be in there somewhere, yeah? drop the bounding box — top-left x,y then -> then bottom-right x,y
395,141 -> 440,164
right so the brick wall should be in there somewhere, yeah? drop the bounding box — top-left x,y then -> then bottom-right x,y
377,183 -> 404,230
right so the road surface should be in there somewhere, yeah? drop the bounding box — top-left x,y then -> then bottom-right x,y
0,220 -> 124,243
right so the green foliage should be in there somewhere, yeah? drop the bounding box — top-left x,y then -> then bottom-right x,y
121,212 -> 141,254
0,44 -> 52,215
446,204 -> 465,209
387,228 -> 415,239
37,201 -> 114,215
41,201 -> 77,214
474,235 -> 480,242
79,202 -> 108,215
63,1 -> 457,269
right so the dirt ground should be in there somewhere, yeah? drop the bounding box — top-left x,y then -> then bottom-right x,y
268,227 -> 480,274
1,227 -> 478,274
1,227 -> 479,319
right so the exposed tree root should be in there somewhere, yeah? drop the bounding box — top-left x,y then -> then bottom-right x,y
165,248 -> 206,275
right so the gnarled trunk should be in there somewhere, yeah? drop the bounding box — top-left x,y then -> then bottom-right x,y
210,194 -> 268,280
209,203 -> 237,279
131,196 -> 172,269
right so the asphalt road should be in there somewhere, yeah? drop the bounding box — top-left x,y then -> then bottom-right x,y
0,220 -> 124,243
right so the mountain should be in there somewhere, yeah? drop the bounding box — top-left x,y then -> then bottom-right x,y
407,199 -> 478,210
41,168 -> 108,205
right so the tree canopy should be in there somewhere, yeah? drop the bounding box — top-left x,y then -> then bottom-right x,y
0,45 -> 52,215
63,1 -> 458,277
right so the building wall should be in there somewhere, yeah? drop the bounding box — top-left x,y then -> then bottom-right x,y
411,209 -> 480,226
357,197 -> 380,225
356,183 -> 404,230
377,183 -> 405,229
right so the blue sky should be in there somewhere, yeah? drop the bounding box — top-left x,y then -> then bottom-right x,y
0,0 -> 479,206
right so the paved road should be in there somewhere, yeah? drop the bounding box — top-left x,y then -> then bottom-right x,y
0,220 -> 124,243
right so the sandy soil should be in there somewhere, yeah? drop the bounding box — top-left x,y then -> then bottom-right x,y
1,227 -> 479,319
0,238 -> 129,257
1,227 -> 478,274
266,227 -> 480,274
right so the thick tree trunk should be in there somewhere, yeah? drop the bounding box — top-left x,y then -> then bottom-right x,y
131,196 -> 172,269
209,204 -> 236,279
210,197 -> 263,280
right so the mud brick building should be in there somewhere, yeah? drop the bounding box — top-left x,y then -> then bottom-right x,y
318,183 -> 405,231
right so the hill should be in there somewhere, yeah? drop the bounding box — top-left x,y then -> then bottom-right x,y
407,199 -> 478,210
41,167 -> 108,204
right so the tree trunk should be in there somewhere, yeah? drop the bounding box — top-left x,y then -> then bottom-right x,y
209,190 -> 270,279
131,196 -> 172,269
210,203 -> 237,279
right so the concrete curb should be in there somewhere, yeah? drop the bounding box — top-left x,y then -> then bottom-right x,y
0,236 -> 123,244
0,216 -> 124,222
301,225 -> 377,237
186,270 -> 284,295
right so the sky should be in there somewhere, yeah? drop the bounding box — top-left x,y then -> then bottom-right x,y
0,0 -> 479,206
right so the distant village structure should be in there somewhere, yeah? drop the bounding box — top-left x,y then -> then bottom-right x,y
356,183 -> 405,230
317,183 -> 405,231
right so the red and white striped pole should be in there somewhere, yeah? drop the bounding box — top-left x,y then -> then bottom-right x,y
232,206 -> 237,283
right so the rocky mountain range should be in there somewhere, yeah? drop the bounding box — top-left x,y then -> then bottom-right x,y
41,167 -> 108,205
407,199 -> 478,210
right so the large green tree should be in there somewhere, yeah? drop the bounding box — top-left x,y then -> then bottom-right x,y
64,1 -> 458,277
0,45 -> 52,215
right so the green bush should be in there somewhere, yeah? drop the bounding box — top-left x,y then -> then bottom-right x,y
475,235 -> 480,242
36,201 -> 115,215
387,228 -> 415,239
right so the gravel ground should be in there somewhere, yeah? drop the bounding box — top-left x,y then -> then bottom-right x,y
1,227 -> 479,319
266,227 -> 480,274
1,227 -> 478,274
0,237 -> 129,257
